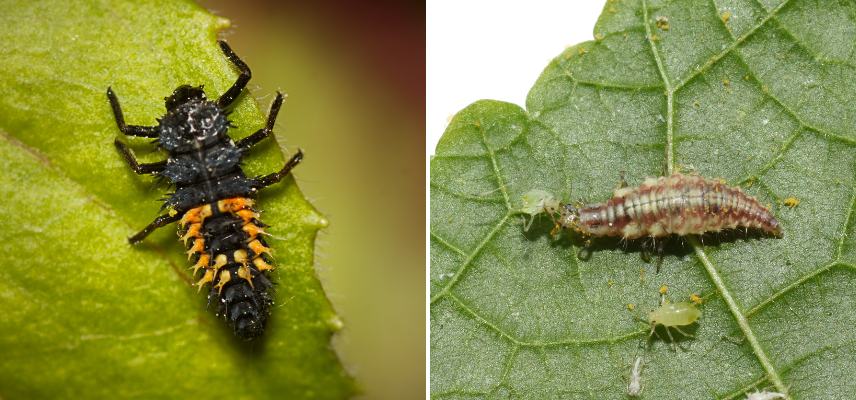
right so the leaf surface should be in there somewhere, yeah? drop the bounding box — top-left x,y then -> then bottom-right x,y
430,1 -> 856,399
0,1 -> 354,398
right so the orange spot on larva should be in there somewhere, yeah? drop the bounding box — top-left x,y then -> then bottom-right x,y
218,197 -> 255,213
233,249 -> 248,265
196,269 -> 215,291
248,239 -> 271,257
180,223 -> 202,245
236,209 -> 258,223
242,223 -> 264,238
211,254 -> 228,271
214,270 -> 231,295
191,253 -> 210,275
253,257 -> 273,271
186,238 -> 205,259
237,265 -> 254,288
180,204 -> 212,226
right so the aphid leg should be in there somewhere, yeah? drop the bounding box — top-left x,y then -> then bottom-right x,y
114,140 -> 166,174
217,40 -> 252,108
253,149 -> 304,189
236,92 -> 284,150
523,215 -> 536,232
673,326 -> 695,338
128,214 -> 181,244
665,327 -> 678,351
106,87 -> 159,137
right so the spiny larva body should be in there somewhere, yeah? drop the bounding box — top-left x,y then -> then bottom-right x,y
109,40 -> 303,340
556,173 -> 782,239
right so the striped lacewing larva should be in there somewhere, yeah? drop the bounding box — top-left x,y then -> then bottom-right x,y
552,173 -> 783,240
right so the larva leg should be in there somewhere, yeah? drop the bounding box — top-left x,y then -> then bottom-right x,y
114,140 -> 166,174
641,250 -> 652,264
577,239 -> 593,260
128,214 -> 181,244
236,92 -> 283,150
217,40 -> 252,108
253,150 -> 304,189
106,87 -> 159,138
655,240 -> 665,273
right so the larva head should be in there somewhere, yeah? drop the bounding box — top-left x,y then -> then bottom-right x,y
164,84 -> 206,111
558,203 -> 581,230
648,302 -> 701,327
158,89 -> 229,153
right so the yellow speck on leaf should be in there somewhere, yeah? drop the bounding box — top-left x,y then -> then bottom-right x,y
627,303 -> 636,311
655,16 -> 670,31
690,293 -> 703,305
659,285 -> 668,295
720,10 -> 732,24
783,197 -> 800,208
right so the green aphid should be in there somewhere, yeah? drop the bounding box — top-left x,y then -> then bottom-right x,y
647,301 -> 701,348
519,189 -> 560,231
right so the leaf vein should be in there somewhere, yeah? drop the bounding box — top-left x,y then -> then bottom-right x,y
691,237 -> 789,394
430,213 -> 511,304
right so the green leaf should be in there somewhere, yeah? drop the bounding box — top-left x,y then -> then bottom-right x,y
0,1 -> 354,398
430,0 -> 856,399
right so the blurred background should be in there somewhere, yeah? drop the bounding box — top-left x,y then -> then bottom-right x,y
197,1 -> 424,398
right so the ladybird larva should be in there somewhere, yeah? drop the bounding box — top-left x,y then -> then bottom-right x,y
555,173 -> 782,239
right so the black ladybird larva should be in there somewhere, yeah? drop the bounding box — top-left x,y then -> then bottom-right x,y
109,40 -> 303,340
554,173 -> 782,239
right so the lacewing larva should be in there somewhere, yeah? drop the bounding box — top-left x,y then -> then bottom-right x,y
552,173 -> 783,239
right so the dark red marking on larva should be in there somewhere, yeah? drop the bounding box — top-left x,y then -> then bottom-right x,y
557,173 -> 782,239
